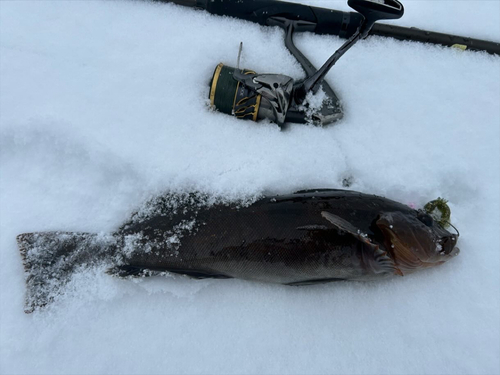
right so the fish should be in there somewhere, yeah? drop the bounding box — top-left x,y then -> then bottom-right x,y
17,189 -> 460,313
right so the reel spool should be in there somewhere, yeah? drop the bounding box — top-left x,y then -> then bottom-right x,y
209,63 -> 295,125
209,64 -> 262,122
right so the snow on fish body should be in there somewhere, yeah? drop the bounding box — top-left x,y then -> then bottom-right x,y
17,189 -> 460,312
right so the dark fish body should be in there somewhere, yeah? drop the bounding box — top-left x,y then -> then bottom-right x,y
117,189 -> 407,283
17,189 -> 460,312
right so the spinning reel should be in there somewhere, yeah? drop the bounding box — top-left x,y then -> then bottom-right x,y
209,0 -> 404,127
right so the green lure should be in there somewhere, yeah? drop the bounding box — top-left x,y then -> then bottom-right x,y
424,198 -> 451,228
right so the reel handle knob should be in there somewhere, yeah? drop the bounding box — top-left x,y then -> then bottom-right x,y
348,0 -> 404,21
348,0 -> 404,37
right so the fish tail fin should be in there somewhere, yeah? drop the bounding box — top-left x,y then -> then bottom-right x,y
17,231 -> 119,313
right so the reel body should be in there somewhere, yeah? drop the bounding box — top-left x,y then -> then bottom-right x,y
209,63 -> 343,126
208,0 -> 404,127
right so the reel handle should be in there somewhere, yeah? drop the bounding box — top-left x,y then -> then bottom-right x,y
294,0 -> 403,103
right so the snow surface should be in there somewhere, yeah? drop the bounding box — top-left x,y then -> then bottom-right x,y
1,0 -> 499,373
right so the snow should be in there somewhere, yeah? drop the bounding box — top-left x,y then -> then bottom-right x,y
1,0 -> 499,373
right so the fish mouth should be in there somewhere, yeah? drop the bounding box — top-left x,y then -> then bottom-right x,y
437,233 -> 460,257
445,246 -> 460,257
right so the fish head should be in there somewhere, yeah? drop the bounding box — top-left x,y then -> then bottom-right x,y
375,211 -> 459,275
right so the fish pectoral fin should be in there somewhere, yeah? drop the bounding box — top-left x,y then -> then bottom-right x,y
321,211 -> 397,275
321,211 -> 363,236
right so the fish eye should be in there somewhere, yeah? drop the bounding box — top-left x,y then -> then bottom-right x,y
417,212 -> 434,227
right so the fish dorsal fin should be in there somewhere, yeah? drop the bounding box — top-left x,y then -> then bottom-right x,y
321,211 -> 398,275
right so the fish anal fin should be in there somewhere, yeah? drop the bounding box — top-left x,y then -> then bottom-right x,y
166,268 -> 233,280
107,265 -> 161,278
106,265 -> 153,277
286,278 -> 345,286
108,265 -> 233,280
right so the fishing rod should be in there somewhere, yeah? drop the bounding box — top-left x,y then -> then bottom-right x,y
157,0 -> 500,55
152,0 -> 499,127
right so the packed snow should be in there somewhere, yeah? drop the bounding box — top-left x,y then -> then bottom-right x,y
1,0 -> 499,373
